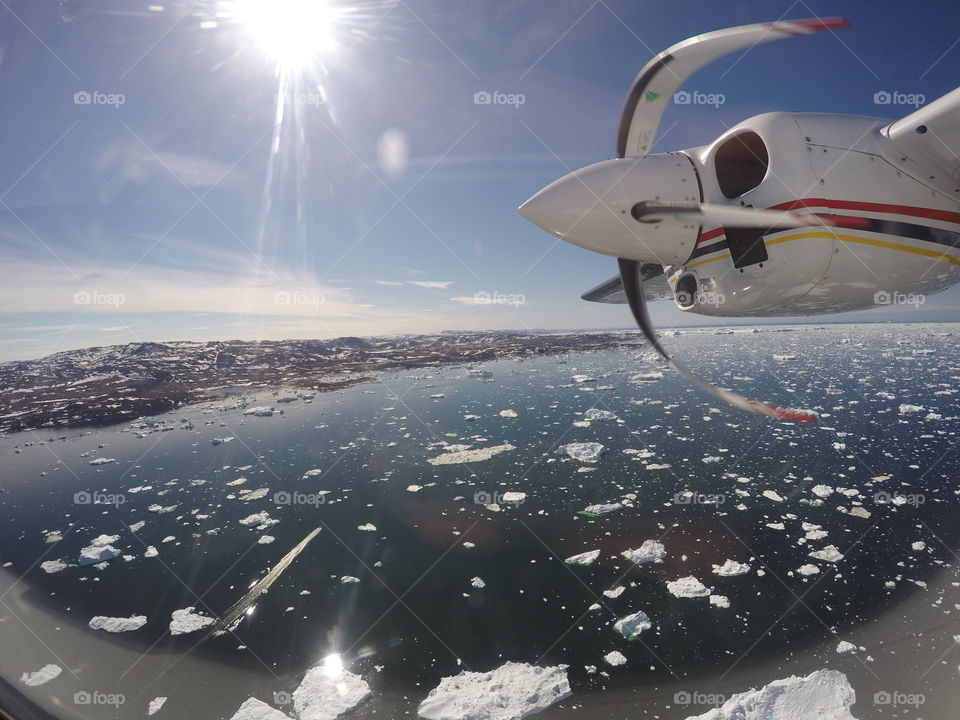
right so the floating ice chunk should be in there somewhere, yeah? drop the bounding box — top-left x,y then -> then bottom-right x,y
766,522 -> 785,531
564,550 -> 600,566
428,444 -> 515,466
239,488 -> 269,502
500,492 -> 526,505
603,651 -> 626,667
614,611 -> 652,639
583,408 -> 617,421
499,409 -> 518,418
41,559 -> 68,574
147,697 -> 167,716
811,485 -> 834,498
169,607 -> 214,635
357,523 -> 377,532
79,534 -> 121,566
417,661 -> 570,720
667,576 -> 710,598
578,502 -> 622,517
898,404 -> 924,415
161,535 -> 175,544
603,586 -> 625,599
302,469 -> 323,479
129,521 -> 146,532
258,535 -> 275,544
558,442 -> 605,463
20,664 -> 61,687
341,576 -> 360,584
293,661 -> 371,720
228,697 -> 290,720
89,615 -> 147,632
702,455 -> 722,464
144,546 -> 158,557
239,511 -> 279,529
211,437 -> 234,446
572,374 -> 595,383
470,577 -> 486,589
89,457 -> 116,466
763,490 -> 785,502
621,540 -> 666,565
407,485 -> 423,492
848,507 -> 871,519
797,564 -> 820,576
242,406 -> 275,417
682,669 -> 856,720
709,595 -> 730,608
911,541 -> 925,551
809,545 -> 844,563
712,559 -> 750,577
835,641 -> 857,654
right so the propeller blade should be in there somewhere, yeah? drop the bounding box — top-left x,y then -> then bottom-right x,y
617,258 -> 818,424
631,201 -> 869,230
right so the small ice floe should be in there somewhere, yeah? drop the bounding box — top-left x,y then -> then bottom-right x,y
79,534 -> 121,566
559,442 -> 605,463
712,559 -> 750,577
228,697 -> 290,720
847,507 -> 871,519
89,615 -> 147,632
796,564 -> 820,576
603,586 -> 625,599
40,559 -> 68,574
407,485 -> 423,492
239,488 -> 269,502
811,484 -> 834,498
169,607 -> 214,635
762,490 -> 785,502
621,540 -> 666,565
499,409 -> 518,418
578,502 -> 621,518
211,437 -> 234,446
239,511 -> 279,529
629,371 -> 663,382
683,669 -> 856,720
564,550 -> 600,566
766,522 -> 785,530
911,541 -> 926,551
614,611 -> 652,639
302,469 -> 323,479
357,523 -> 377,532
583,408 -> 617,421
417,661 -> 570,720
292,657 -> 371,720
603,651 -> 626,667
147,697 -> 167,716
161,536 -> 175,544
341,576 -> 360,584
470,577 -> 486,589
20,664 -> 61,686
144,546 -> 158,557
666,576 -> 710,598
709,595 -> 730,608
427,444 -> 515,466
148,504 -> 178,514
89,457 -> 116,466
242,407 -> 275,417
462,542 -> 475,549
258,535 -> 275,545
500,492 -> 526,505
836,641 -> 857,654
44,530 -> 63,543
571,374 -> 595,383
898,404 -> 924,415
809,545 -> 844,563
129,521 -> 146,533
701,455 -> 722,464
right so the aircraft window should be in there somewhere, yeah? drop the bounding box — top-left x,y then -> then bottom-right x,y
714,131 -> 769,198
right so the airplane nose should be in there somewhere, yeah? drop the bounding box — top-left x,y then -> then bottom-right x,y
518,156 -> 700,265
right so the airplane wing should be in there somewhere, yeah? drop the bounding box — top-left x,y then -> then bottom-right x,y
618,17 -> 848,158
884,87 -> 960,199
581,264 -> 672,304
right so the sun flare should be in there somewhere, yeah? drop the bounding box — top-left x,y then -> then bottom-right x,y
235,0 -> 339,69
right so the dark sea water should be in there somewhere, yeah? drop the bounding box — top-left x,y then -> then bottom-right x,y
1,324 -> 958,719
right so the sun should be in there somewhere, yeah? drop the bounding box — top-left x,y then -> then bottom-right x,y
234,0 -> 339,69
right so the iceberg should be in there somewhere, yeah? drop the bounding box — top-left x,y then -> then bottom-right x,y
293,662 -> 370,720
428,444 -> 515,466
79,534 -> 121,566
666,576 -> 710,598
564,550 -> 600,566
621,540 -> 666,565
20,664 -> 61,687
613,611 -> 652,639
228,698 -> 290,720
89,615 -> 147,632
578,502 -> 621,517
558,442 -> 605,463
712,559 -> 750,576
583,408 -> 617,421
169,607 -> 214,635
417,661 -> 571,720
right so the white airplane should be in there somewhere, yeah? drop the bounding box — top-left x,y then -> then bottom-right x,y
519,17 -> 960,423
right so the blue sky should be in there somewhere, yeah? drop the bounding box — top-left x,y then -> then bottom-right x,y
1,0 -> 959,361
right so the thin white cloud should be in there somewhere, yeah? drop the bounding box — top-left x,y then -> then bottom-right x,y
408,280 -> 453,289
374,280 -> 404,286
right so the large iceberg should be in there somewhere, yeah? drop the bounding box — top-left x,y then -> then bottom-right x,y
559,442 -> 605,463
292,661 -> 370,720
